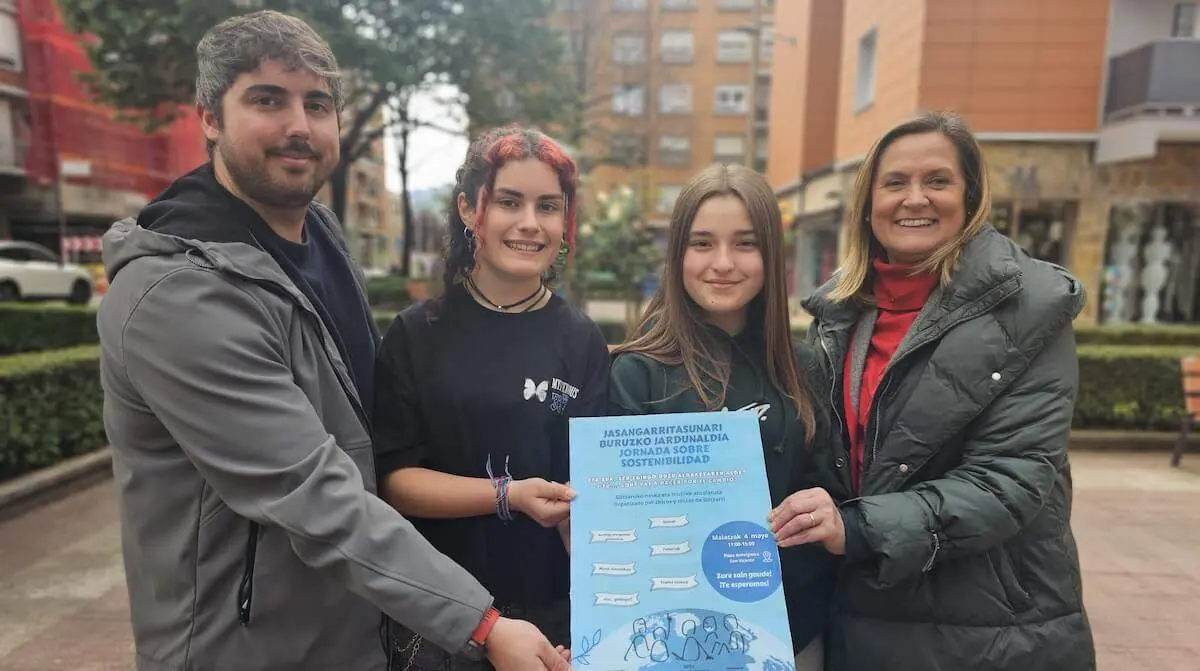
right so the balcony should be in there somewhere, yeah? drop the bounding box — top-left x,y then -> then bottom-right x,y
1106,39 -> 1200,121
1097,39 -> 1200,164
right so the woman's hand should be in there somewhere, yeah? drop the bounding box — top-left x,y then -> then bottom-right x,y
768,487 -> 846,555
509,478 -> 575,528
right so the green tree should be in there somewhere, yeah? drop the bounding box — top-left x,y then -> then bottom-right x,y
571,184 -> 663,328
58,0 -> 578,228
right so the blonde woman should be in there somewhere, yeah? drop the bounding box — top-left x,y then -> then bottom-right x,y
771,112 -> 1096,670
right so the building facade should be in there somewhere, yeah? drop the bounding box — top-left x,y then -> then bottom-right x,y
0,0 -> 208,274
317,137 -> 393,272
768,0 -> 1200,324
0,0 -> 28,240
553,0 -> 775,234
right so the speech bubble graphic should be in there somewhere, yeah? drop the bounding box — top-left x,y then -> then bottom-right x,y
591,529 -> 637,543
592,562 -> 637,576
648,515 -> 689,528
650,575 -> 698,591
594,593 -> 640,607
649,541 -> 691,556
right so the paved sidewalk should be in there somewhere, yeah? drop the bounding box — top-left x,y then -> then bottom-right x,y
1070,452 -> 1200,670
1,451 -> 1199,670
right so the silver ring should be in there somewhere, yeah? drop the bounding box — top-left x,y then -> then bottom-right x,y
807,512 -> 817,528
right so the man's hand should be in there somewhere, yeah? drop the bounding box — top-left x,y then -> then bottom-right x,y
509,479 -> 575,528
485,616 -> 571,671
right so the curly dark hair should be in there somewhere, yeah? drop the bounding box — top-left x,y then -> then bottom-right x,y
440,125 -> 579,300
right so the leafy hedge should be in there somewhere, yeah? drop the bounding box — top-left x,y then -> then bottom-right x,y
1073,345 -> 1190,430
2,324 -> 1196,483
0,345 -> 105,481
0,304 -> 98,354
365,276 -> 413,312
1073,324 -> 1200,347
593,322 -> 1200,349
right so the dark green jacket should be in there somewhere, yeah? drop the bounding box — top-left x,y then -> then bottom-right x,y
803,226 -> 1096,670
608,324 -> 837,653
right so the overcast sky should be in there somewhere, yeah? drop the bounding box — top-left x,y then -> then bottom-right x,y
384,84 -> 469,193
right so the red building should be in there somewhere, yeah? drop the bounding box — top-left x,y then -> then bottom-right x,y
1,0 -> 207,264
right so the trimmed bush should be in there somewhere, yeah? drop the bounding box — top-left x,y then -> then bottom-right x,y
1073,345 -> 1191,431
0,339 -> 1192,484
365,276 -> 413,312
1074,324 -> 1200,347
0,345 -> 105,481
0,304 -> 99,354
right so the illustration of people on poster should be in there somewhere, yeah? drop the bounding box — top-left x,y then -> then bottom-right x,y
569,411 -> 795,671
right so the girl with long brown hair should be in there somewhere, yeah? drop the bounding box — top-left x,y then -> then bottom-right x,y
608,163 -> 835,670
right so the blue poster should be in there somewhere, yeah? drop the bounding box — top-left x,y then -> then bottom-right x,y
568,412 -> 795,671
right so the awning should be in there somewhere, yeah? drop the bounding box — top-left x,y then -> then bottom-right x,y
792,206 -> 843,231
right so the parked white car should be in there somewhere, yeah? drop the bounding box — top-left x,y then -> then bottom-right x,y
0,241 -> 94,305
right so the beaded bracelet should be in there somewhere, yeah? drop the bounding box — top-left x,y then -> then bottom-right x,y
486,454 -> 514,523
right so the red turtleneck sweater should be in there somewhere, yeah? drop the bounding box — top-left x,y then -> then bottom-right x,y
843,259 -> 938,492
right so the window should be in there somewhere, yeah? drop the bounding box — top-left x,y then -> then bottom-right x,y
854,28 -> 878,111
0,247 -> 29,262
714,135 -> 746,161
657,185 -> 683,213
661,30 -> 694,63
658,136 -> 691,164
0,13 -> 21,71
714,85 -> 749,115
610,134 -> 645,163
29,245 -> 58,263
1172,3 -> 1197,37
717,31 -> 753,63
0,101 -> 11,167
659,83 -> 692,114
760,26 -> 774,62
717,0 -> 755,9
612,0 -> 647,11
612,84 -> 645,116
612,33 -> 646,64
661,0 -> 695,9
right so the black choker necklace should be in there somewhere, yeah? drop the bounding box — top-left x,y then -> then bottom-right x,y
465,276 -> 545,312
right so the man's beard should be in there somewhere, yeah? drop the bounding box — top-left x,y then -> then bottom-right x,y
217,139 -> 331,209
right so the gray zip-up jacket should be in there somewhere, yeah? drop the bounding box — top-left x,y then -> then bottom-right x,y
98,174 -> 492,670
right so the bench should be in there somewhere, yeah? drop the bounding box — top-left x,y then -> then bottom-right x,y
1171,355 -> 1200,467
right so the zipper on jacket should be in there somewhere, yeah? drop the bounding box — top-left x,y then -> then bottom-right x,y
302,309 -> 372,435
922,530 -> 942,573
237,521 -> 260,625
858,286 -> 1020,487
230,232 -> 374,436
819,334 -> 846,439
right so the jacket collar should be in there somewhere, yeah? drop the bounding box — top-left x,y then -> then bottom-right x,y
804,225 -> 1023,338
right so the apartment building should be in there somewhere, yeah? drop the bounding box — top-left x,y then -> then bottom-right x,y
0,0 -> 27,240
769,0 -> 1200,325
317,137 -> 393,271
553,0 -> 775,233
0,0 -> 207,276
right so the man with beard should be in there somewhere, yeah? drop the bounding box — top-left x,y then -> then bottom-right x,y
97,11 -> 570,671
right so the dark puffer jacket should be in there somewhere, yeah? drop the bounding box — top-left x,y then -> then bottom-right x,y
802,226 -> 1096,671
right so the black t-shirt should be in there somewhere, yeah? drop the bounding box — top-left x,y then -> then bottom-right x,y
264,213 -> 378,412
372,284 -> 611,641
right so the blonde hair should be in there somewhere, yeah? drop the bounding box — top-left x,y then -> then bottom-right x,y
615,164 -> 816,441
829,111 -> 993,303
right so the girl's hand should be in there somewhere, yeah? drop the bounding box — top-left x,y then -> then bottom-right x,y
509,478 -> 575,527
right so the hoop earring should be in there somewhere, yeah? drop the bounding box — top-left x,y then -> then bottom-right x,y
464,226 -> 477,254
